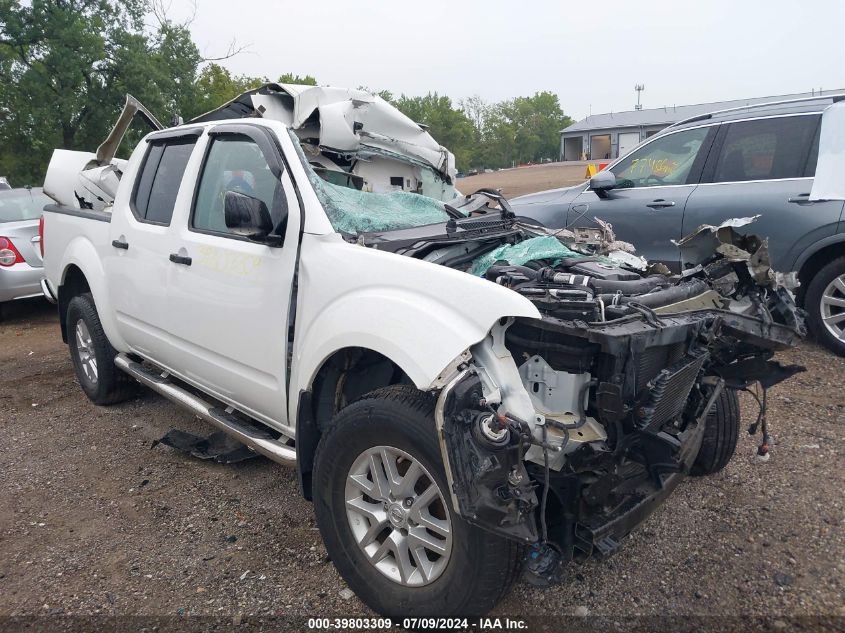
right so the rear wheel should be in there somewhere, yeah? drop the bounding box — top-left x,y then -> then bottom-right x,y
312,385 -> 522,617
805,257 -> 845,357
67,293 -> 134,405
691,387 -> 740,476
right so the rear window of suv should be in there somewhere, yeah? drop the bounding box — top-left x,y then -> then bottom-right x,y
711,114 -> 820,183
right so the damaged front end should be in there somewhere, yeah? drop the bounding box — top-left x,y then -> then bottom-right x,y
425,208 -> 806,581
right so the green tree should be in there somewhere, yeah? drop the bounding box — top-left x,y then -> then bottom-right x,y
191,63 -> 265,117
492,92 -> 572,165
278,72 -> 317,85
478,107 -> 517,169
0,0 -> 573,187
0,0 -> 203,184
393,93 -> 476,170
459,95 -> 488,136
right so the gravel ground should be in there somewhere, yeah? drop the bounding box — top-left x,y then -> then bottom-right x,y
1,166 -> 843,628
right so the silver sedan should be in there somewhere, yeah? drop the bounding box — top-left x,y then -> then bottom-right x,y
0,187 -> 52,310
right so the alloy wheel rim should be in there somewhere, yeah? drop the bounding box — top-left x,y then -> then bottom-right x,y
344,445 -> 452,587
821,274 -> 845,341
74,319 -> 98,384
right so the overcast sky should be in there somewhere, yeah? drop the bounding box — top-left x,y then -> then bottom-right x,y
174,0 -> 844,121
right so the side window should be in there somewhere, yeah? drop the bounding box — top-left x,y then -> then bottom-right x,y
132,137 -> 196,225
192,134 -> 285,236
712,115 -> 820,183
611,126 -> 711,188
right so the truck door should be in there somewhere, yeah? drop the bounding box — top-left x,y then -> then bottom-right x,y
683,113 -> 844,271
107,131 -> 198,361
568,125 -> 717,270
165,124 -> 301,430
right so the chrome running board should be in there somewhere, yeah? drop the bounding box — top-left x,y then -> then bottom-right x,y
115,353 -> 296,466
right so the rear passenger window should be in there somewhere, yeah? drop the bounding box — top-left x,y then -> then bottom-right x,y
712,115 -> 819,183
132,137 -> 196,225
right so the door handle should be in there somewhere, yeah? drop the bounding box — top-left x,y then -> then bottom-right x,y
788,193 -> 814,204
111,239 -> 129,250
169,253 -> 192,266
646,199 -> 676,209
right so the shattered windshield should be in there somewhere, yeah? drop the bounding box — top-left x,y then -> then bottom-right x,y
288,130 -> 454,234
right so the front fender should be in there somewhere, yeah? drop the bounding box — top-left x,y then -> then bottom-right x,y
291,233 -> 541,394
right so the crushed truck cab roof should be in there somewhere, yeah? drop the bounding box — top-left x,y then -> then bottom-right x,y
192,83 -> 457,201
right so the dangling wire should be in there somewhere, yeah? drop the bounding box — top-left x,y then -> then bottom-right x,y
540,424 -> 550,544
740,381 -> 770,455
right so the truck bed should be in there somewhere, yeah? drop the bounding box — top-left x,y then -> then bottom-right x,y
42,203 -> 112,300
44,203 -> 112,224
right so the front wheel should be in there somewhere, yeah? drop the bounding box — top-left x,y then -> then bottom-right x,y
691,387 -> 740,476
312,385 -> 522,617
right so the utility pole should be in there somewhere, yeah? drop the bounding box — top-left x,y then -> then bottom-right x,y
635,84 -> 645,111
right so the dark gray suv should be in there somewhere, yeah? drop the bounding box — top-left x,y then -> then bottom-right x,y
513,95 -> 845,356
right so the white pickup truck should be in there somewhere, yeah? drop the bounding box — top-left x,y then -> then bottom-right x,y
40,86 -> 806,617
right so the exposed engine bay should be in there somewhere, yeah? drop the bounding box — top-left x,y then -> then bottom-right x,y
353,190 -> 807,582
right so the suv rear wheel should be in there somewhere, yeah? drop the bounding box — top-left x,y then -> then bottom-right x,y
805,256 -> 845,357
312,385 -> 522,617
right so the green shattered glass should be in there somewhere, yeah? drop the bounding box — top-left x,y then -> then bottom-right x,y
311,176 -> 452,233
469,235 -> 585,276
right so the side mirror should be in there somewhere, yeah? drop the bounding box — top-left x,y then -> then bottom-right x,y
224,190 -> 279,244
589,170 -> 617,198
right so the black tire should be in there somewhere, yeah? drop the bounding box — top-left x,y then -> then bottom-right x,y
691,388 -> 740,476
66,293 -> 135,405
804,256 -> 845,357
312,384 -> 522,618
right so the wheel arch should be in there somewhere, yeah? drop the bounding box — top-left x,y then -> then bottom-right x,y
57,264 -> 92,343
295,346 -> 415,501
795,235 -> 845,304
55,237 -> 126,350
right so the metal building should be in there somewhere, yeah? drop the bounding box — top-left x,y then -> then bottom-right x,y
560,89 -> 842,162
